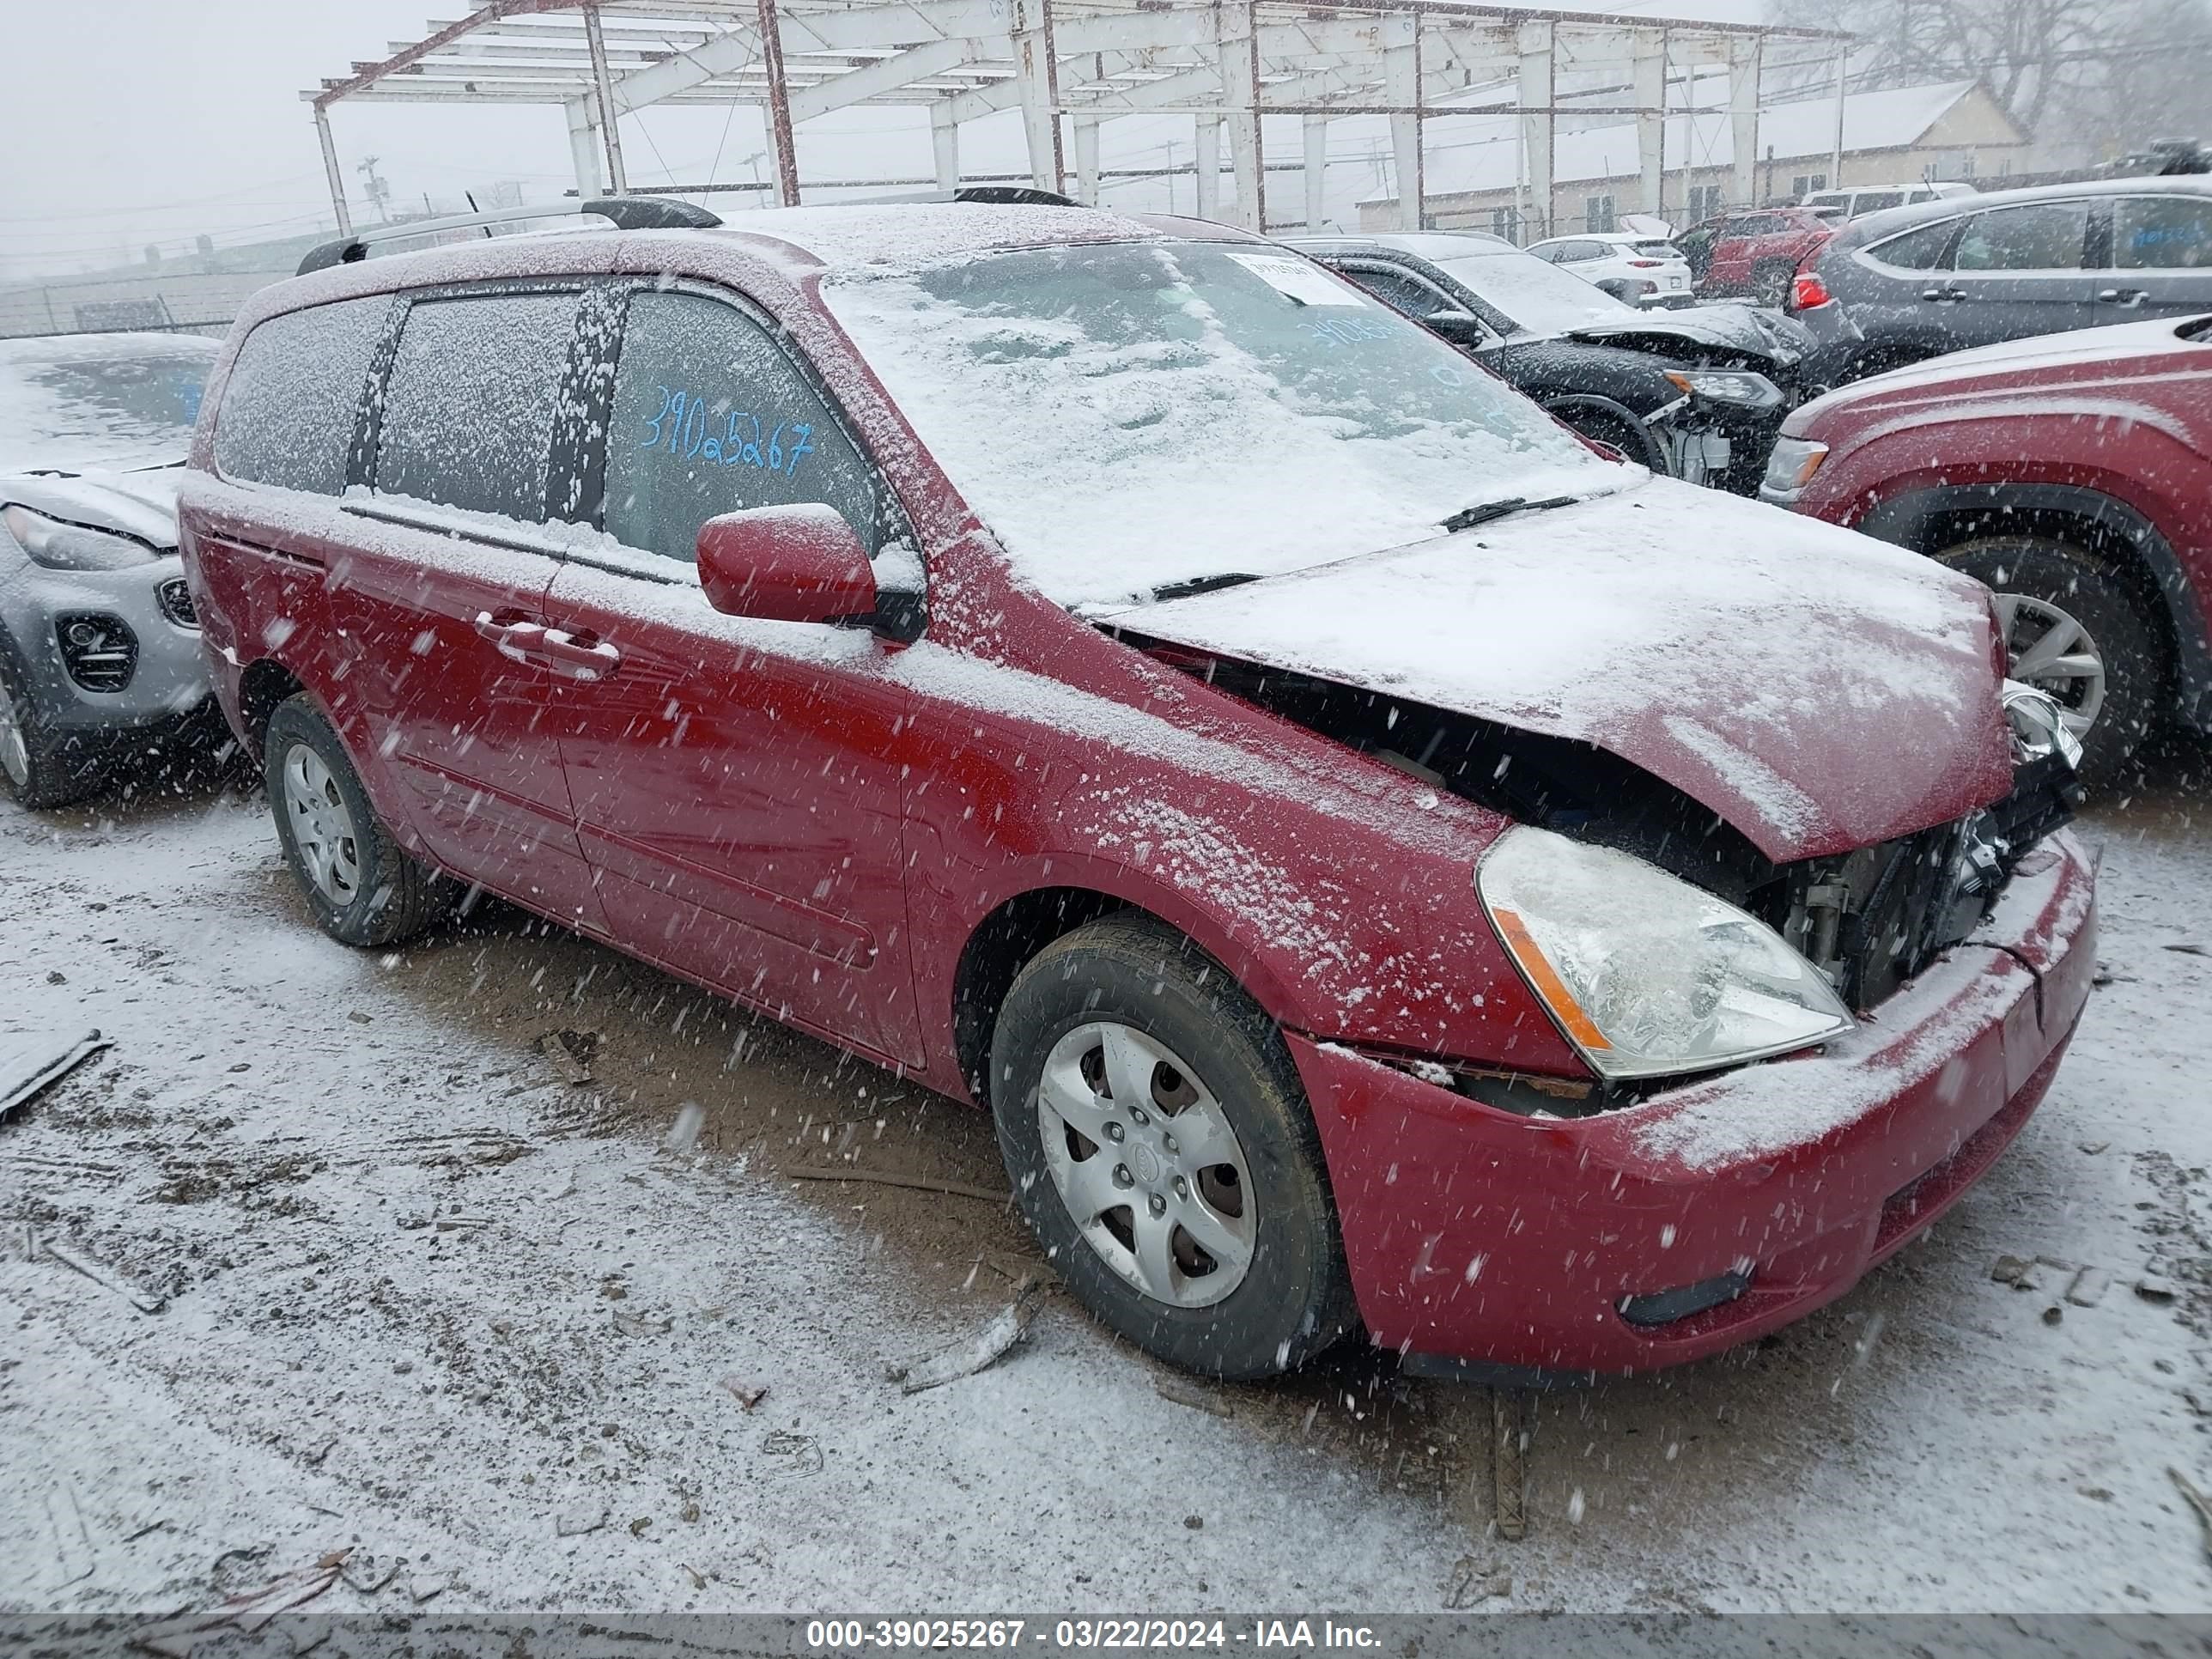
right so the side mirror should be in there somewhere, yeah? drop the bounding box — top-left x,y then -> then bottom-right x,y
696,505 -> 878,626
1423,309 -> 1490,345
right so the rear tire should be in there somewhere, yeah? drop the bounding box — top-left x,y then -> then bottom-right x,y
0,640 -> 107,811
1934,536 -> 2166,793
989,913 -> 1356,1380
264,695 -> 452,946
1751,260 -> 1794,308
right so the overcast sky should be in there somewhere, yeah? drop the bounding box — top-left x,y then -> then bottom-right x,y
0,0 -> 1767,283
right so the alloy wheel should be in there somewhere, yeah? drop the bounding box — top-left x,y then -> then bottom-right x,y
1036,1021 -> 1256,1310
281,742 -> 362,903
0,679 -> 28,788
1994,591 -> 2106,738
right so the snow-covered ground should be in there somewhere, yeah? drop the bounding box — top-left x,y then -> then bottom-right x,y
2,748 -> 2209,1616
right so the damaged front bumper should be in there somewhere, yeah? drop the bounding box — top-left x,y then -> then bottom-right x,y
1293,828 -> 2098,1378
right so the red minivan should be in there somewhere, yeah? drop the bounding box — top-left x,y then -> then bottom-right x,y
179,200 -> 2095,1382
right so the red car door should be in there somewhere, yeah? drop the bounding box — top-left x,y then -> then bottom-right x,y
541,286 -> 921,1066
337,287 -> 605,933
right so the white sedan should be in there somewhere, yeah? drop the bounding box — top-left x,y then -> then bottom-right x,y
1525,233 -> 1693,306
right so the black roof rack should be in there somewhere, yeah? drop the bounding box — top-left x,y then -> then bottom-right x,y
296,196 -> 721,276
842,185 -> 1085,209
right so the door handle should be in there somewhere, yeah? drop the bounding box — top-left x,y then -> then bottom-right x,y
536,628 -> 622,681
472,609 -> 546,665
2096,287 -> 2148,307
1919,286 -> 1964,304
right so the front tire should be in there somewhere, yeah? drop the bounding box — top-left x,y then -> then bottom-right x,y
0,641 -> 106,810
989,913 -> 1356,1379
1935,536 -> 2166,793
264,695 -> 451,946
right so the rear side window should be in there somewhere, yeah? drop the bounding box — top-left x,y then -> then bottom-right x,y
215,296 -> 388,494
1855,191 -> 1905,215
2113,197 -> 2212,269
373,290 -> 580,520
601,289 -> 884,563
1340,264 -> 1452,320
1952,202 -> 2091,272
1867,220 -> 1959,270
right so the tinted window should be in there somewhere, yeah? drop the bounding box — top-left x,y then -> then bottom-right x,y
1339,264 -> 1452,320
374,290 -> 579,520
1855,191 -> 1905,215
602,289 -> 884,563
1868,220 -> 1959,270
1952,202 -> 2091,271
2113,196 -> 2212,269
216,299 -> 386,493
1559,241 -> 1606,262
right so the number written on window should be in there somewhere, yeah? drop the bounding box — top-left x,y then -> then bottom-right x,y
638,385 -> 817,477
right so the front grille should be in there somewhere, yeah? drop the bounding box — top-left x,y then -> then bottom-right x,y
54,612 -> 138,693
1759,754 -> 2079,1012
156,576 -> 198,629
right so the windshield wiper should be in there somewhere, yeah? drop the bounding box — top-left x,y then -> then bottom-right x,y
1439,494 -> 1578,535
1151,571 -> 1261,602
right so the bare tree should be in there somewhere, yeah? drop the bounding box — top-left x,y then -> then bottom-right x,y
1772,0 -> 2212,155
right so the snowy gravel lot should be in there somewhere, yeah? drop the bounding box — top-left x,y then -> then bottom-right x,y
3,748 -> 2209,1617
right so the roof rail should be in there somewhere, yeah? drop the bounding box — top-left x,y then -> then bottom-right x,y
842,185 -> 1084,209
295,196 -> 721,276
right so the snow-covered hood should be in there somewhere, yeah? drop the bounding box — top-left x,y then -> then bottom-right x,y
1562,301 -> 1813,366
0,467 -> 182,550
1100,477 -> 2014,862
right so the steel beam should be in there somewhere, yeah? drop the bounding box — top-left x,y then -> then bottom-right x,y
1218,1 -> 1265,231
313,104 -> 353,236
1303,114 -> 1328,231
1729,37 -> 1759,209
1073,114 -> 1103,204
1383,11 -> 1420,232
583,6 -> 629,192
1634,29 -> 1666,215
1518,21 -> 1554,239
757,0 -> 801,204
1194,113 -> 1222,220
565,95 -> 605,196
788,35 -> 968,122
1012,0 -> 1064,193
931,100 -> 961,188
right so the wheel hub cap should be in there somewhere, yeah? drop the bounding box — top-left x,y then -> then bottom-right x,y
281,742 -> 361,904
1035,1021 -> 1256,1310
1992,590 -> 2105,739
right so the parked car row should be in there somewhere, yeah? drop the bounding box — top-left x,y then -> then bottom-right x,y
1,196 -> 2125,1393
1285,231 -> 1811,494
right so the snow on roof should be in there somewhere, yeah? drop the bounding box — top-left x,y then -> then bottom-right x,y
1367,81 -> 1992,205
718,201 -> 1179,275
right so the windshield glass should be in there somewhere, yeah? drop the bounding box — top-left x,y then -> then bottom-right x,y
1428,248 -> 1635,336
0,334 -> 218,473
823,240 -> 1616,605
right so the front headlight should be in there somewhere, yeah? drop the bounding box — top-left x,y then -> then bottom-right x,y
1758,434 -> 1829,503
2002,679 -> 2083,770
1476,826 -> 1854,1082
1662,368 -> 1783,410
2,504 -> 158,571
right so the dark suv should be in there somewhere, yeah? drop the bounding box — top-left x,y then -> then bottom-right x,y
1792,175 -> 2212,386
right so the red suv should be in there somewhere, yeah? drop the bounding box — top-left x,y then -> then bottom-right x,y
1764,313 -> 2212,789
179,200 -> 2094,1383
1679,207 -> 1838,307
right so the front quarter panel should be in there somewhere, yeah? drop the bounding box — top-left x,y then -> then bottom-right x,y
886,624 -> 1587,1103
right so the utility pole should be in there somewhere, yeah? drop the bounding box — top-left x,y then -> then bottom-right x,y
356,155 -> 392,222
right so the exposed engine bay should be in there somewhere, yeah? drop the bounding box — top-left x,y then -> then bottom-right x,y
1134,638 -> 2079,1113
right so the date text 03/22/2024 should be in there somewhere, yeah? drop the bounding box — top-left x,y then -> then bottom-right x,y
805,1620 -> 1384,1651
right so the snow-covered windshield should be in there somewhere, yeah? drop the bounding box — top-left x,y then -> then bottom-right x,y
1431,247 -> 1638,336
0,332 -> 219,474
822,240 -> 1616,605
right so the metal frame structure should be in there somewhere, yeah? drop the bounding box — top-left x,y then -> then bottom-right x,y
307,1 -> 1849,238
